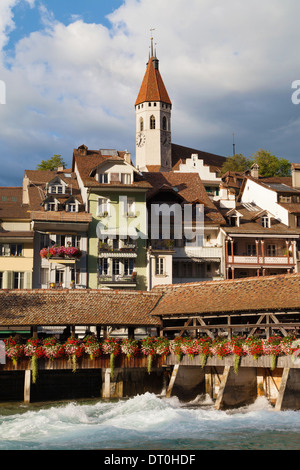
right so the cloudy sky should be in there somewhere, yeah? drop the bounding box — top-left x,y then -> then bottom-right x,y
0,0 -> 299,186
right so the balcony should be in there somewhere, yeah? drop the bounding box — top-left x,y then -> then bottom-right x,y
174,245 -> 223,260
98,242 -> 137,258
98,274 -> 137,286
227,255 -> 295,266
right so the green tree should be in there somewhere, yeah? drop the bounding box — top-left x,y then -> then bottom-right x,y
251,149 -> 291,177
220,154 -> 252,175
36,155 -> 66,171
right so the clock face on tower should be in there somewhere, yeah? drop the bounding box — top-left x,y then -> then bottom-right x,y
136,132 -> 146,147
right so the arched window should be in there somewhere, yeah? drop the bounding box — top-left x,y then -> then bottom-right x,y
162,116 -> 167,130
140,117 -> 144,132
150,115 -> 156,129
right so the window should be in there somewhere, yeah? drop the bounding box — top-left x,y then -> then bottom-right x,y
267,244 -> 276,256
0,244 -> 23,256
124,259 -> 134,276
121,173 -> 132,184
71,236 -> 81,248
126,197 -> 135,217
71,267 -> 81,284
150,115 -> 156,129
40,234 -> 50,249
112,259 -> 120,276
40,268 -> 49,286
162,116 -> 167,130
247,244 -> 256,256
99,259 -> 109,276
98,197 -> 110,217
55,270 -> 64,285
155,257 -> 165,275
98,173 -> 108,184
229,215 -> 238,226
0,272 -> 3,289
56,235 -> 65,246
261,216 -> 270,228
67,200 -> 77,212
46,201 -> 56,211
50,184 -> 64,194
14,272 -> 24,289
140,118 -> 144,132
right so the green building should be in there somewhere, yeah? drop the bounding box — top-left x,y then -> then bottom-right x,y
73,145 -> 151,290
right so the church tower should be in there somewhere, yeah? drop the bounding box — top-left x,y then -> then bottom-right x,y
135,37 -> 172,171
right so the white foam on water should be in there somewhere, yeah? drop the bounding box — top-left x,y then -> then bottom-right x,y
1,393 -> 300,449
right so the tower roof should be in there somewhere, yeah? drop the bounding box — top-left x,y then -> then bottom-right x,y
135,52 -> 172,107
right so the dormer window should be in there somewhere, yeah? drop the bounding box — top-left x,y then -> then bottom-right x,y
46,201 -> 57,211
50,184 -> 64,194
261,215 -> 270,228
121,173 -> 132,184
98,173 -> 108,184
229,215 -> 239,226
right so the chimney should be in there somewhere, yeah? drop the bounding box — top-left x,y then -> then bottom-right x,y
250,163 -> 259,179
22,174 -> 29,205
291,164 -> 300,188
124,152 -> 131,164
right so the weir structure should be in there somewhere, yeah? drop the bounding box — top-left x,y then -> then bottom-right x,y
1,274 -> 300,410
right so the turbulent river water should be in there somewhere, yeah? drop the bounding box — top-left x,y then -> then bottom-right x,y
1,392 -> 300,451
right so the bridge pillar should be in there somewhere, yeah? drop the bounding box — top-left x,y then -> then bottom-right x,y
214,366 -> 257,410
24,370 -> 31,404
275,368 -> 300,411
165,365 -> 205,400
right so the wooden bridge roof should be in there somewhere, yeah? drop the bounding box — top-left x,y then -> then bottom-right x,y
0,289 -> 161,328
150,274 -> 300,317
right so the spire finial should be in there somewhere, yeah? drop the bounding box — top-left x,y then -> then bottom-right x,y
150,28 -> 155,57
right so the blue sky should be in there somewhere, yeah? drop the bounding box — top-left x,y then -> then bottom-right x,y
0,0 -> 299,186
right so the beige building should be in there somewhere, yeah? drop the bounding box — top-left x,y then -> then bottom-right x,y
0,187 -> 33,289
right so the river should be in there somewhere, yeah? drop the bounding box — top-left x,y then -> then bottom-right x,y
1,392 -> 300,451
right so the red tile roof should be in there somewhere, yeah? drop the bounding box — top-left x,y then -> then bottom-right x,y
0,187 -> 30,220
135,56 -> 172,106
151,274 -> 300,316
0,289 -> 161,327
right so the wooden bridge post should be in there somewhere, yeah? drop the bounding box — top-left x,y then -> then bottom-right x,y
24,370 -> 31,404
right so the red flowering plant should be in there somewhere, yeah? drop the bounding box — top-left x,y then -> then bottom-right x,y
24,338 -> 45,384
120,338 -> 139,359
280,335 -> 297,356
194,337 -> 212,367
169,336 -> 186,361
83,335 -> 101,360
180,337 -> 202,359
42,337 -> 65,360
244,336 -> 264,360
230,336 -> 247,374
102,337 -> 120,378
155,337 -> 170,360
141,337 -> 158,374
263,335 -> 283,370
210,337 -> 232,360
4,336 -> 24,366
64,337 -> 85,372
64,246 -> 82,259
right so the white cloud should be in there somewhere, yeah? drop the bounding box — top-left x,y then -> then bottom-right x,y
0,0 -> 299,186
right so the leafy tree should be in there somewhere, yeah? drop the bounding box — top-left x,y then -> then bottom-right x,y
220,149 -> 291,178
220,154 -> 252,175
36,155 -> 66,171
251,149 -> 291,177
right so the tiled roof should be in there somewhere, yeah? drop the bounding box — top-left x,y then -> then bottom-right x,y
220,203 -> 300,235
135,56 -> 172,106
151,274 -> 300,316
25,169 -> 84,213
0,187 -> 30,220
0,289 -> 161,327
73,150 -> 151,190
142,172 -> 226,225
